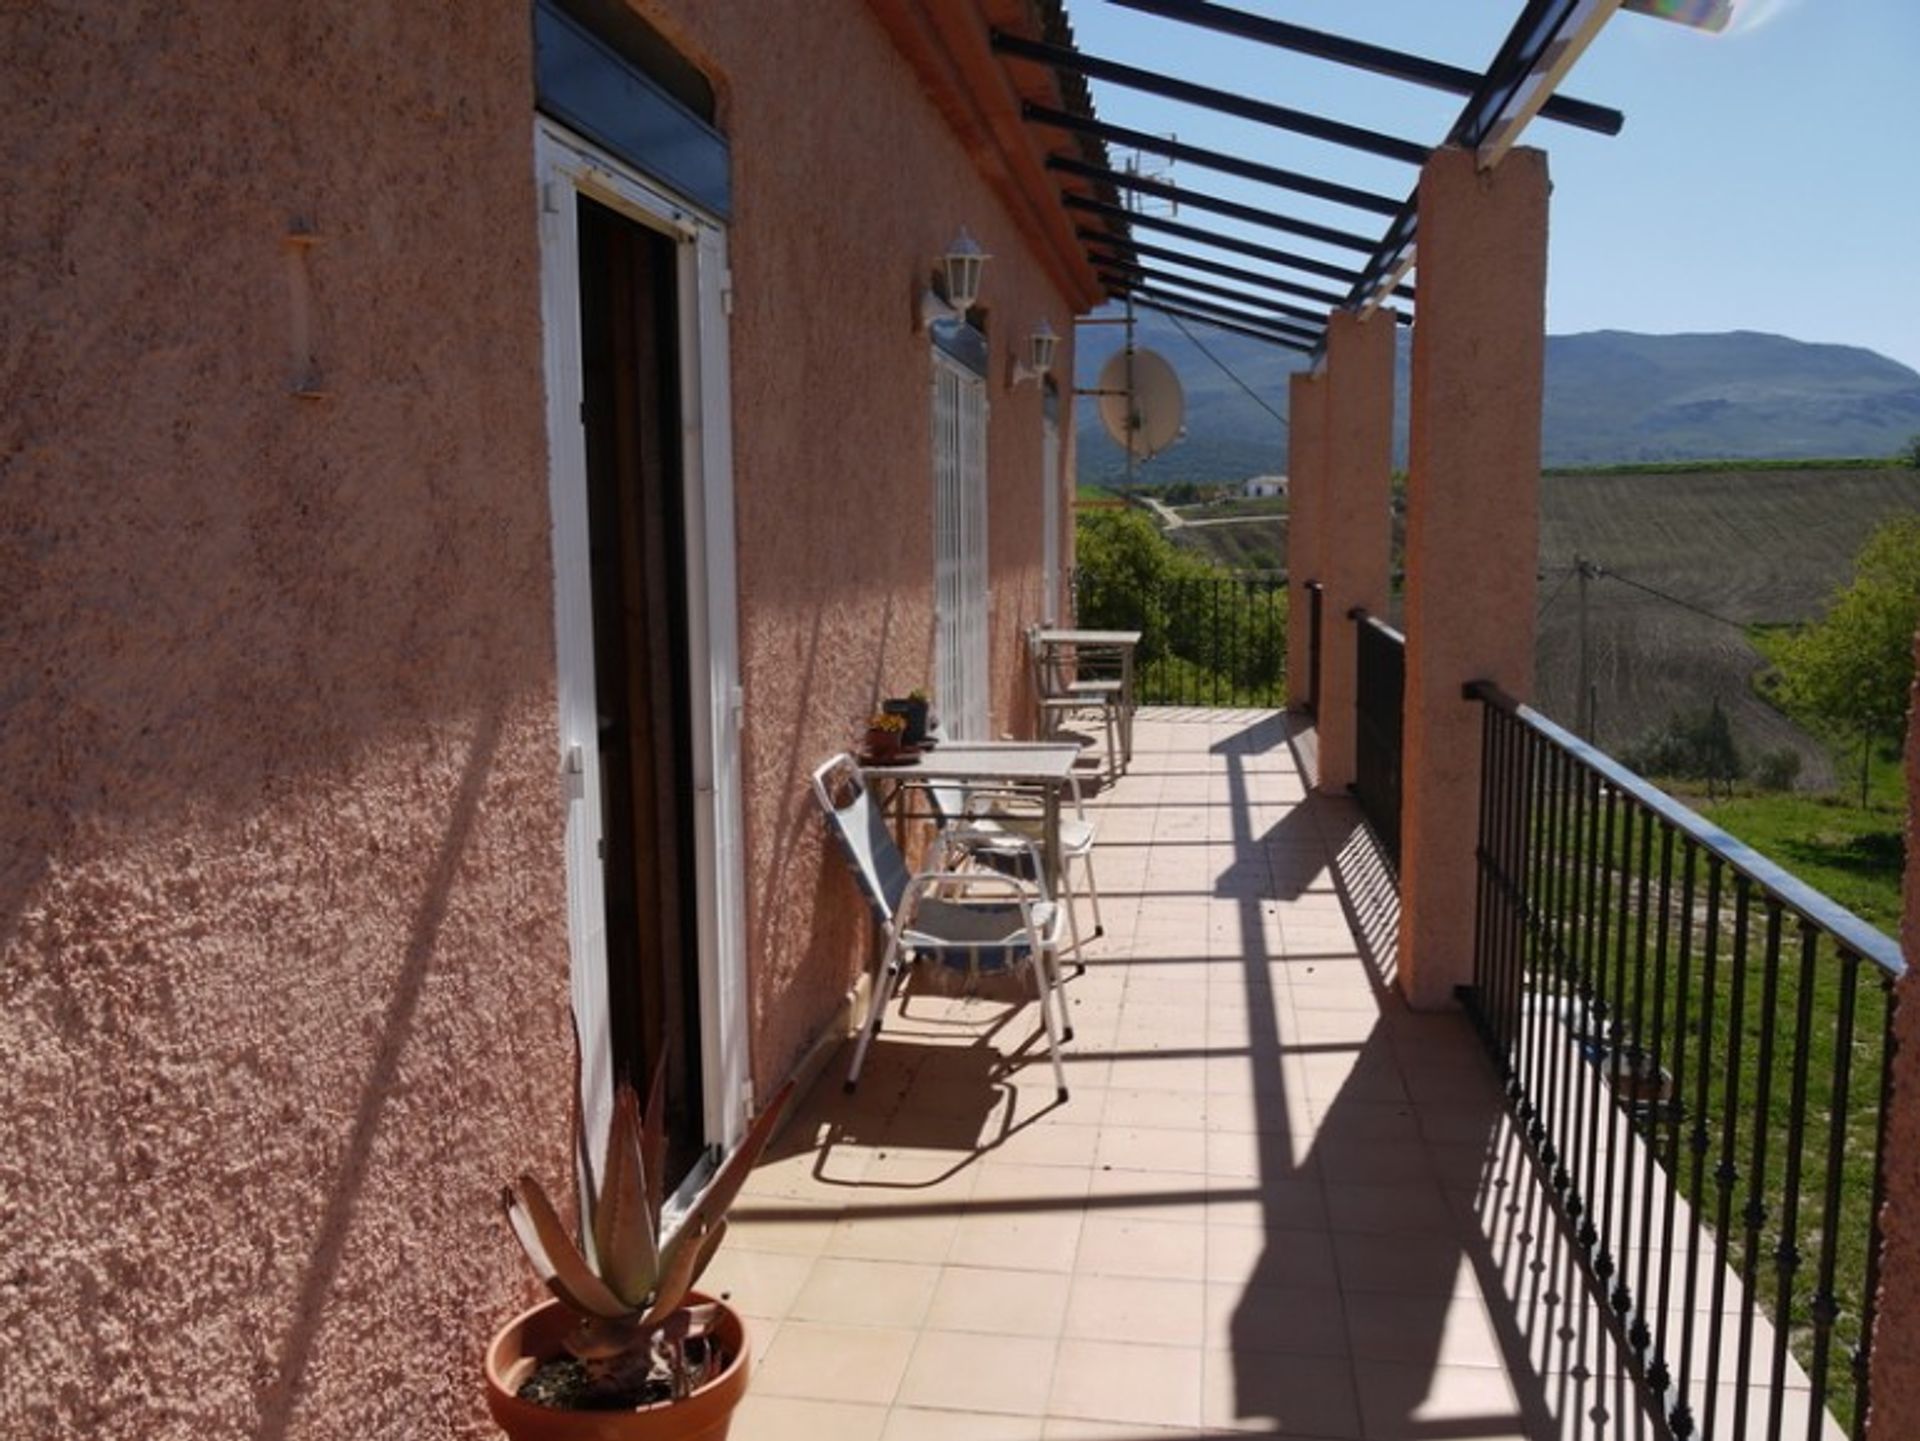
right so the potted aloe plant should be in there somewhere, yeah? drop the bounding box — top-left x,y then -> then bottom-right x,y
485,1061 -> 793,1440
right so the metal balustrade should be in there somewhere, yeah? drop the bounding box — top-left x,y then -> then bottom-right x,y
1071,569 -> 1287,707
1304,579 -> 1324,718
1462,681 -> 1900,1440
1350,608 -> 1404,865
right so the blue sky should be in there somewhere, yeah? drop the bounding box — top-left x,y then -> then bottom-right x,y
1065,0 -> 1920,375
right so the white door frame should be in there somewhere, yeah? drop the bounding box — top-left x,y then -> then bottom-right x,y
1042,406 -> 1061,623
533,118 -> 750,1168
932,346 -> 991,740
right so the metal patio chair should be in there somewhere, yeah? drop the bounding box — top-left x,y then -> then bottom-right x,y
1026,623 -> 1122,783
923,778 -> 1104,970
811,754 -> 1070,1100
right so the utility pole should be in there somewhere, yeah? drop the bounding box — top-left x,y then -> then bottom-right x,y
1575,556 -> 1601,739
1124,290 -> 1137,486
1123,151 -> 1140,487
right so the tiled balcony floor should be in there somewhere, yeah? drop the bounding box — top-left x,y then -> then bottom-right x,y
716,710 -> 1666,1440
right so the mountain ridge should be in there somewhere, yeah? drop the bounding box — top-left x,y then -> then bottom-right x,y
1073,319 -> 1920,482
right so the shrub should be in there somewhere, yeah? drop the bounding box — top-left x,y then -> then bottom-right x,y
1751,746 -> 1804,792
1619,700 -> 1743,796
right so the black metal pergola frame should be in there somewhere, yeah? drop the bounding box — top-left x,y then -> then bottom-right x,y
995,0 -> 1627,355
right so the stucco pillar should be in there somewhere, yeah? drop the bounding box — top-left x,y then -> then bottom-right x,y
1398,145 -> 1548,1010
1284,369 -> 1326,715
1313,308 -> 1396,792
1864,632 -> 1920,1439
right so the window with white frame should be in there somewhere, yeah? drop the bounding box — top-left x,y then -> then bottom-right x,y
932,326 -> 990,741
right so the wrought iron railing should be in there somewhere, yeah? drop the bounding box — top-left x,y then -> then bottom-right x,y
1462,681 -> 1900,1440
1351,608 -> 1404,865
1071,569 -> 1287,707
1305,580 -> 1324,718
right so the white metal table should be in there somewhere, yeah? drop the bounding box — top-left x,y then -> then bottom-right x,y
1033,627 -> 1142,767
858,740 -> 1081,893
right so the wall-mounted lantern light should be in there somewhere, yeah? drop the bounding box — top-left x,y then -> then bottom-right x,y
917,228 -> 990,329
1008,320 -> 1058,389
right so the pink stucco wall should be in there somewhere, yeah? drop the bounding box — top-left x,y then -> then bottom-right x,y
1399,146 -> 1549,1010
4,3 -> 1083,1435
3,5 -> 569,1436
1865,632 -> 1920,1438
1283,370 -> 1325,714
637,1 -> 1081,1088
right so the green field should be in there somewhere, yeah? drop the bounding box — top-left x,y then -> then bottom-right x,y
1537,466 -> 1920,790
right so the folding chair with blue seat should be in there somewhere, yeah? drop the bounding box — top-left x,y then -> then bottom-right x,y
811,754 -> 1071,1101
922,778 -> 1104,972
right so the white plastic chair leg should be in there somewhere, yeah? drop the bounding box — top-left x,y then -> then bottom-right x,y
846,934 -> 907,1091
1078,849 -> 1105,939
1028,951 -> 1069,1102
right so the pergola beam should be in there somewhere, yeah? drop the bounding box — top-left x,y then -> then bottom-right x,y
1079,230 -> 1405,315
1091,253 -> 1330,329
1047,155 -> 1377,254
1101,277 -> 1324,345
1110,0 -> 1622,137
992,31 -> 1430,166
1117,294 -> 1317,354
1023,103 -> 1403,217
1066,195 -> 1372,289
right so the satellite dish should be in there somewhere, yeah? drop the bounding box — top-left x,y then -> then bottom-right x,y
1096,348 -> 1185,461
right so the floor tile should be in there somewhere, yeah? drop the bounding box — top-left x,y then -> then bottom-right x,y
725,713 -> 1703,1441
1064,1274 -> 1207,1346
1201,1347 -> 1362,1436
1350,1359 -> 1526,1439
788,1256 -> 941,1329
897,1330 -> 1060,1415
753,1320 -> 917,1405
1049,1339 -> 1204,1428
885,1407 -> 1051,1440
925,1264 -> 1072,1337
732,1395 -> 888,1441
1076,1213 -> 1208,1280
1202,1282 -> 1348,1357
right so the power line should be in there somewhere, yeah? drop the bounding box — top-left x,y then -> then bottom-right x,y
1599,566 -> 1752,632
1160,309 -> 1290,430
1537,564 -> 1576,620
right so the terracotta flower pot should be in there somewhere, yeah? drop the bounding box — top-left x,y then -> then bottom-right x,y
484,1294 -> 750,1441
863,727 -> 902,761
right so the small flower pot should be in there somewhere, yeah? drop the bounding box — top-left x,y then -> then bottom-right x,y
484,1293 -> 750,1441
883,698 -> 930,745
863,727 -> 902,762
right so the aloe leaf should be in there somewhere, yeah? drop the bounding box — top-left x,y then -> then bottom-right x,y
504,1175 -> 630,1321
637,1216 -> 711,1329
638,1080 -> 795,1328
686,1217 -> 729,1290
568,1012 -> 597,1267
593,1083 -> 660,1307
642,1052 -> 669,1230
682,1079 -> 796,1235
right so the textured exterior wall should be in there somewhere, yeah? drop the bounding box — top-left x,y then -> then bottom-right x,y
1866,631 -> 1920,1438
1284,370 -> 1325,716
1,4 -> 573,1437
3,3 -> 1083,1435
635,1 -> 1079,1087
1399,146 -> 1549,1010
1314,309 -> 1396,793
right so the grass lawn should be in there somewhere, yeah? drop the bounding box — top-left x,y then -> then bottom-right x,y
1517,748 -> 1905,1433
1671,745 -> 1905,938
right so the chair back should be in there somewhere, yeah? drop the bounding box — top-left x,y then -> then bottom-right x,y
810,754 -> 913,926
924,780 -> 970,827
